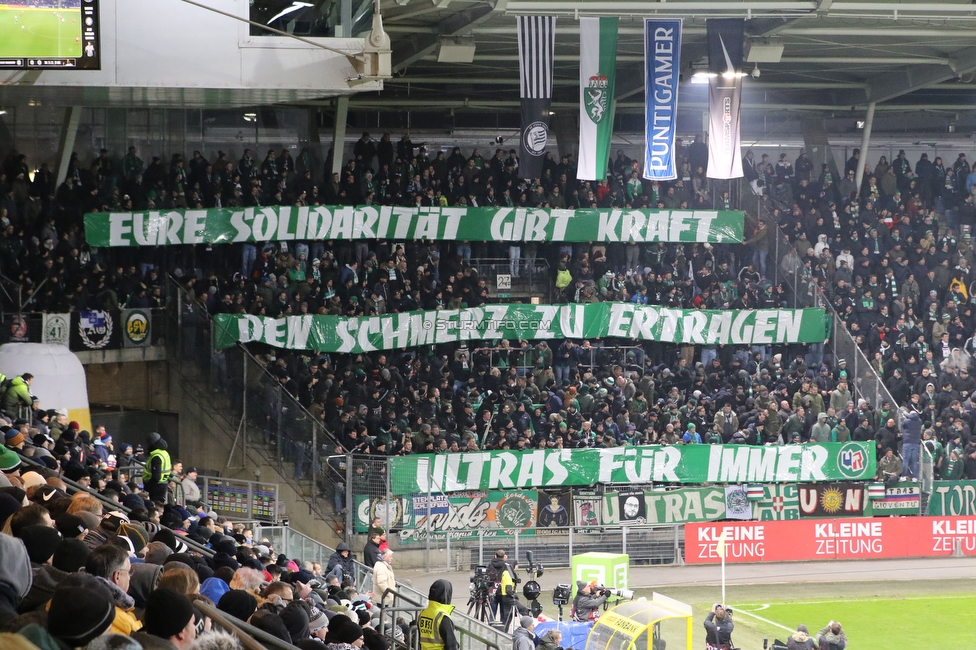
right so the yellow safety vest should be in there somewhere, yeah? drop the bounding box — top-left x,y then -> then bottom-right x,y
418,601 -> 455,650
143,448 -> 172,483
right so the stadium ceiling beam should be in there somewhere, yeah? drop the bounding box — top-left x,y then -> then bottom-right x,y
391,1 -> 499,73
835,46 -> 976,106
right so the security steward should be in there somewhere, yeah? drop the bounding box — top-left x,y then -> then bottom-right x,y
419,579 -> 459,650
143,432 -> 172,503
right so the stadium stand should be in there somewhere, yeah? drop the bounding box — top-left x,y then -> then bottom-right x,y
0,131 -> 974,648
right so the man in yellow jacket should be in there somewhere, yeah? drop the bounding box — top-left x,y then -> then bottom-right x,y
85,545 -> 143,635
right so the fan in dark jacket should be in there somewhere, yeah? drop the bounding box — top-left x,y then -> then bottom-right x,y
363,531 -> 383,569
327,542 -> 356,581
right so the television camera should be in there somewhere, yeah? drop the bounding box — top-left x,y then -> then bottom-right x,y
467,566 -> 494,623
521,551 -> 545,617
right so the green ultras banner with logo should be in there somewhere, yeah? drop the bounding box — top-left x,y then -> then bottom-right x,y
213,305 -> 827,353
388,442 -> 876,495
83,205 -> 744,246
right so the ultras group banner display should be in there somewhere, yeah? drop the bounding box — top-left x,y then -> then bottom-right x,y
577,17 -> 619,182
602,485 -> 751,526
84,206 -> 745,247
213,305 -> 828,354
705,18 -> 745,180
517,15 -> 556,181
354,488 -> 599,543
388,442 -> 876,495
686,516 -> 976,563
643,18 -> 682,181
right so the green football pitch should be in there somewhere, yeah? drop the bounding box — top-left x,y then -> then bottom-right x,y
0,7 -> 82,58
629,580 -> 976,650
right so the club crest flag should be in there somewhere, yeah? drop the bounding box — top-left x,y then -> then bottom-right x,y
706,18 -> 745,180
517,15 -> 556,182
577,17 -> 618,181
643,18 -> 682,181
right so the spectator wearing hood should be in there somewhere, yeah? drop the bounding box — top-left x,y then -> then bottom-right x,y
0,532 -> 33,625
327,542 -> 355,581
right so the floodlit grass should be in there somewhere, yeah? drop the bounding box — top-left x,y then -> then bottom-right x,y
0,7 -> 82,58
627,581 -> 976,650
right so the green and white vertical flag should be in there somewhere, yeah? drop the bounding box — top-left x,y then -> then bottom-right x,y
577,17 -> 618,181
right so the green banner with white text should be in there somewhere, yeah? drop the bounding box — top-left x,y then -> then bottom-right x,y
388,442 -> 876,495
83,205 -> 744,246
213,304 -> 826,353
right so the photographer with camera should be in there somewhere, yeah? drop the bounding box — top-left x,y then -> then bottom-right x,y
704,604 -> 734,650
492,550 -> 530,627
572,581 -> 608,623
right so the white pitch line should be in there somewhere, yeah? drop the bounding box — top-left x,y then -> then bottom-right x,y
730,606 -> 794,633
735,593 -> 976,607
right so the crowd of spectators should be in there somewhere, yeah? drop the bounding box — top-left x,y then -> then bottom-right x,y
0,395 -> 405,650
5,135 -> 976,490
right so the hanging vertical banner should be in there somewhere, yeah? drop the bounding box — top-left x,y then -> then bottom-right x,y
705,18 -> 745,180
642,18 -> 682,181
577,17 -> 619,181
517,15 -> 556,182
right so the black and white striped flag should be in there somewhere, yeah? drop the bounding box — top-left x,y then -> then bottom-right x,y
517,15 -> 556,181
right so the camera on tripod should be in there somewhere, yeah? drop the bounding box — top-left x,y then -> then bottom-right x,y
470,565 -> 493,592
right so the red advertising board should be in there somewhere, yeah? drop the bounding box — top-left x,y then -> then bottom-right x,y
685,516 -> 976,563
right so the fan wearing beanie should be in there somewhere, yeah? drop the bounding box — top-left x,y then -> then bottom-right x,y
133,587 -> 197,650
324,614 -> 365,648
47,585 -> 116,647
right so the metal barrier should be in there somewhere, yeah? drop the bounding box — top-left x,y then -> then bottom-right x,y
195,600 -> 296,650
379,587 -> 505,650
165,277 -> 346,532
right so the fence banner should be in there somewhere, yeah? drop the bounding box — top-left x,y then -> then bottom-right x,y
70,310 -> 122,350
927,481 -> 976,516
388,442 -> 875,495
686,516 -> 976,563
798,482 -> 867,517
42,313 -> 70,346
577,17 -> 619,182
752,484 -> 800,520
83,206 -> 745,246
603,486 -> 731,525
871,485 -> 921,516
122,309 -> 151,348
213,305 -> 828,353
643,18 -> 682,181
355,489 -> 586,543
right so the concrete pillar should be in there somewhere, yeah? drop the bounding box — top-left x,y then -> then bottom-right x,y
330,96 -> 349,178
56,107 -> 82,184
552,113 -> 578,160
105,108 -> 127,170
801,117 -> 841,185
855,102 -> 876,200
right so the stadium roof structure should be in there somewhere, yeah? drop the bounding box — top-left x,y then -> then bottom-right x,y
344,0 -> 976,117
